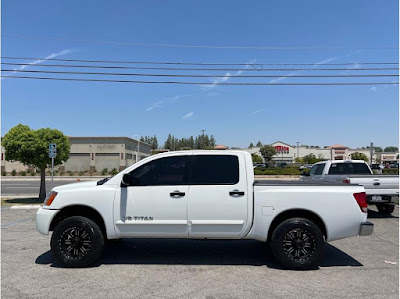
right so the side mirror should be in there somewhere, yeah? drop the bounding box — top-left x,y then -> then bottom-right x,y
121,173 -> 131,186
301,171 -> 310,176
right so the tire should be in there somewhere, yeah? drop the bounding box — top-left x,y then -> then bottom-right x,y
376,204 -> 395,215
51,216 -> 105,268
270,217 -> 324,270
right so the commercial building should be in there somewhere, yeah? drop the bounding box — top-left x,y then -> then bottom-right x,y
243,141 -> 399,164
1,136 -> 152,173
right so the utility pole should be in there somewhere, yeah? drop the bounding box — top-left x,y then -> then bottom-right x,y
133,134 -> 141,163
370,142 -> 374,164
296,141 -> 300,160
201,129 -> 206,149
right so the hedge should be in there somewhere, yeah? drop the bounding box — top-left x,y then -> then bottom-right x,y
254,167 -> 301,175
383,168 -> 399,174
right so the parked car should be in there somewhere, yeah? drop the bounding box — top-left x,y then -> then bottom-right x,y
37,151 -> 373,269
301,160 -> 399,214
389,163 -> 399,169
253,163 -> 266,169
300,164 -> 314,170
371,163 -> 385,170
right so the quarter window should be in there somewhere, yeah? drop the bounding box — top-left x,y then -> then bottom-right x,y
129,156 -> 189,186
190,155 -> 239,185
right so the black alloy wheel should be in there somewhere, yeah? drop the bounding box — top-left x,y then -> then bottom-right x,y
51,216 -> 104,268
270,217 -> 324,270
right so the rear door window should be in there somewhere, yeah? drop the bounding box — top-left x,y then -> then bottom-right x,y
190,155 -> 239,185
328,163 -> 371,175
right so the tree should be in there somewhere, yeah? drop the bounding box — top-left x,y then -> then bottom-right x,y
256,141 -> 262,147
248,142 -> 254,148
384,146 -> 399,152
251,153 -> 263,164
259,145 -> 276,163
302,153 -> 320,164
374,147 -> 383,152
2,124 -> 71,200
350,152 -> 369,162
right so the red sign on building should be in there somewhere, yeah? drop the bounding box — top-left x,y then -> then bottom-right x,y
275,146 -> 289,152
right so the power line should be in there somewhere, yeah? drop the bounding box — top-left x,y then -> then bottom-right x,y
2,62 -> 397,72
2,69 -> 398,78
2,34 -> 399,50
2,56 -> 398,66
2,75 -> 398,86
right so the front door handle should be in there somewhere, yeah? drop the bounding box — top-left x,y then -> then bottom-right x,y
170,190 -> 185,197
229,190 -> 245,197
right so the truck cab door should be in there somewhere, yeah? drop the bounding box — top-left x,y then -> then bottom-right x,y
187,153 -> 248,239
113,155 -> 191,238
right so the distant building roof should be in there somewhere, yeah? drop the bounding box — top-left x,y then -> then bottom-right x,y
327,144 -> 348,149
214,145 -> 228,150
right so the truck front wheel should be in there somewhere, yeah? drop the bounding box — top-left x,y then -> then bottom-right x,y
376,204 -> 395,215
50,216 -> 105,268
270,218 -> 324,270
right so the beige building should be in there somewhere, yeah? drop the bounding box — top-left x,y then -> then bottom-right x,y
1,136 -> 152,173
243,141 -> 399,164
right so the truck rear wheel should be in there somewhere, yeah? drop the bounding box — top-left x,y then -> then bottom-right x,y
270,217 -> 324,270
376,204 -> 395,215
51,216 -> 104,268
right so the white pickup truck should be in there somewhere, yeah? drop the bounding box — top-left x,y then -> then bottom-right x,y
37,151 -> 373,270
300,160 -> 399,214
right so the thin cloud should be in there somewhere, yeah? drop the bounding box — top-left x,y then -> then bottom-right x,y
182,112 -> 194,120
203,59 -> 257,90
146,94 -> 192,111
268,56 -> 338,83
11,49 -> 74,73
370,86 -> 377,92
248,109 -> 263,116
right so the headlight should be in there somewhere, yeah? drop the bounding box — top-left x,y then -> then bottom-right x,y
44,191 -> 58,206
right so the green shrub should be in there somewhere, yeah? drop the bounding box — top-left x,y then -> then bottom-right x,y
383,168 -> 399,174
254,167 -> 301,175
1,171 -> 7,176
11,169 -> 17,176
67,171 -> 73,176
78,171 -> 84,176
20,171 -> 27,176
101,168 -> 108,176
110,168 -> 118,176
30,171 -> 35,176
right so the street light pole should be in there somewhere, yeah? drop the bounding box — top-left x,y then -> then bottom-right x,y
133,134 -> 141,163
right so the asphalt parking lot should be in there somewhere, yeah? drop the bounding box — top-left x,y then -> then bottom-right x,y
1,205 -> 399,299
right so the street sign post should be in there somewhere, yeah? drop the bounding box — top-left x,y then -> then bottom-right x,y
49,144 -> 57,183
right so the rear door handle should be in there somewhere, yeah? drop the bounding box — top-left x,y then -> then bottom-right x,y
229,190 -> 245,197
170,190 -> 185,197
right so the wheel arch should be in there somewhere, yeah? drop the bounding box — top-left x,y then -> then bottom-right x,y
267,208 -> 328,241
49,205 -> 107,237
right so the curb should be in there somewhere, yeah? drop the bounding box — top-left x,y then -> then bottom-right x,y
10,205 -> 41,210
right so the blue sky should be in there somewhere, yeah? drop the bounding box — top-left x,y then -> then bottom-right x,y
2,0 -> 399,148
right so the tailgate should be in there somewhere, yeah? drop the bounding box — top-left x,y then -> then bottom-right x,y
349,176 -> 399,196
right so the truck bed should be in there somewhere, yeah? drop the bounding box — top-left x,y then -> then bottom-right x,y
254,180 -> 356,186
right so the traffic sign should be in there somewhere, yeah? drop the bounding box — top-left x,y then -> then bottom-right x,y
49,143 -> 57,158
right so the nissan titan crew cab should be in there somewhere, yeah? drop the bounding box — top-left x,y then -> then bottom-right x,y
37,151 -> 373,270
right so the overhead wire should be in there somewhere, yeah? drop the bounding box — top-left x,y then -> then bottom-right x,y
2,69 -> 398,78
2,75 -> 398,86
2,56 -> 399,66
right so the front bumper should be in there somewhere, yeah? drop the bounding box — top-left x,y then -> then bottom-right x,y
359,221 -> 374,236
36,207 -> 59,235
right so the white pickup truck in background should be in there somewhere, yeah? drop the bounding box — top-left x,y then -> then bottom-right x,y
300,160 -> 399,214
37,151 -> 373,270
